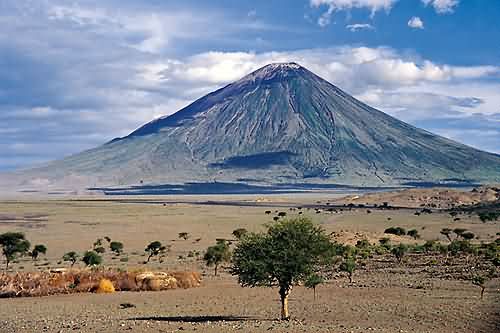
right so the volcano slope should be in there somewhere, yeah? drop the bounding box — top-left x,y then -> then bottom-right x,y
4,63 -> 500,191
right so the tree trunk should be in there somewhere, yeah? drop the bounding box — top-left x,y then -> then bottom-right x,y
349,273 -> 353,283
313,287 -> 316,301
279,286 -> 291,320
5,258 -> 9,270
214,264 -> 218,276
481,287 -> 485,299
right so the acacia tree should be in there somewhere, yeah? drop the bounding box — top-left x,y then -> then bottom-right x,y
178,232 -> 190,241
82,250 -> 102,266
339,257 -> 356,283
109,241 -> 124,255
472,275 -> 487,299
145,241 -> 168,263
0,232 -> 30,269
203,240 -> 231,276
31,244 -> 47,261
231,217 -> 336,320
63,251 -> 79,267
304,273 -> 324,301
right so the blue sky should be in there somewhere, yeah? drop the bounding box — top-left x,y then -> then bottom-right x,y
1,0 -> 499,171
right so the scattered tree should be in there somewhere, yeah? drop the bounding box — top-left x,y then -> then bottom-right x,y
407,229 -> 420,240
277,212 -> 287,217
304,273 -> 324,300
203,240 -> 231,276
231,217 -> 336,320
178,232 -> 190,241
31,244 -> 47,261
384,227 -> 406,236
391,243 -> 408,263
82,250 -> 102,266
453,228 -> 467,239
339,257 -> 356,283
0,232 -> 30,269
462,232 -> 475,240
109,241 -> 124,255
472,275 -> 487,299
232,228 -> 248,240
145,241 -> 168,263
63,251 -> 79,267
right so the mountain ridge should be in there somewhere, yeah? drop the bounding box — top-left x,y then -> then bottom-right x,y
2,62 -> 500,191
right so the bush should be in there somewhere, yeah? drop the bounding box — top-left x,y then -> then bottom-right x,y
110,241 -> 124,255
355,239 -> 370,249
478,211 -> 500,223
96,279 -> 115,293
82,251 -> 102,266
407,229 -> 420,240
391,244 -> 408,263
178,232 -> 190,240
232,228 -> 248,240
384,227 -> 406,236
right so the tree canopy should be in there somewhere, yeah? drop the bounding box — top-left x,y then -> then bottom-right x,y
0,232 -> 31,269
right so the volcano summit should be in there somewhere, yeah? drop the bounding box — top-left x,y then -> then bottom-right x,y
5,63 -> 500,190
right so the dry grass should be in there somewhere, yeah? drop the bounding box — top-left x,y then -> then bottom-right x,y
0,269 -> 201,298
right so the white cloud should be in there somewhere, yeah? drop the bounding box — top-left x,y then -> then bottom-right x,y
346,23 -> 374,32
311,0 -> 398,26
408,16 -> 424,29
422,0 -> 459,14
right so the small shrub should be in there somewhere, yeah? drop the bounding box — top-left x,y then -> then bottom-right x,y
178,232 -> 190,240
384,227 -> 406,236
96,279 -> 115,293
339,257 -> 356,283
407,229 -> 420,240
391,244 -> 408,263
232,228 -> 248,240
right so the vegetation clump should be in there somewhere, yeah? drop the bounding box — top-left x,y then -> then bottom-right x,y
384,227 -> 406,236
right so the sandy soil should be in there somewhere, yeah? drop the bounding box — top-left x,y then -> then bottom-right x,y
0,194 -> 499,332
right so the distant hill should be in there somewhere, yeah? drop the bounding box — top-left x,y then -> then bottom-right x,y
3,62 -> 500,192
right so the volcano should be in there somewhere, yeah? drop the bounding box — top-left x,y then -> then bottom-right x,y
6,63 -> 500,190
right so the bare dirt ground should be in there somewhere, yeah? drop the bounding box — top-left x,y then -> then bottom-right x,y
0,193 -> 499,333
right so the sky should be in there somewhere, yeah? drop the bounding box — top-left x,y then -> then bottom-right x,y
1,0 -> 499,171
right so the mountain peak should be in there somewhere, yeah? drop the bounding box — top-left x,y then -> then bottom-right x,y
237,62 -> 307,84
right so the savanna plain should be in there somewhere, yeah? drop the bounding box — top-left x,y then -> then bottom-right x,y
0,191 -> 499,333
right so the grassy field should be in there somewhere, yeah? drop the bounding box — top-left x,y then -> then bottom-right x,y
0,194 -> 498,332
